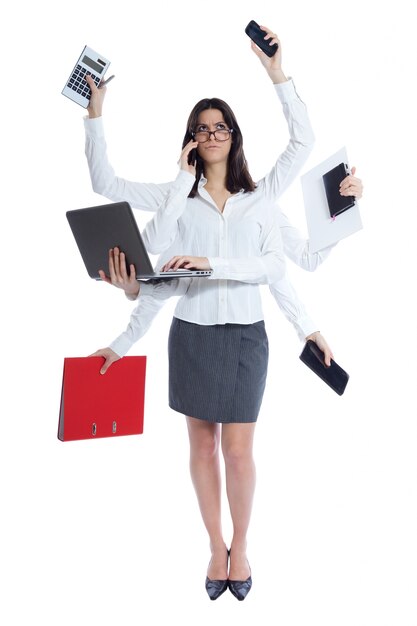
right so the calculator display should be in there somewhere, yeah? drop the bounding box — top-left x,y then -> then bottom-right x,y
82,55 -> 105,74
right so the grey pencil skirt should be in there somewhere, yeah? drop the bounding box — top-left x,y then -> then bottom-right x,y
168,317 -> 269,423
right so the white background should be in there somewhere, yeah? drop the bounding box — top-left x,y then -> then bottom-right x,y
1,0 -> 416,624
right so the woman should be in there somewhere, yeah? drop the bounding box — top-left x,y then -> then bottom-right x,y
85,28 -> 345,601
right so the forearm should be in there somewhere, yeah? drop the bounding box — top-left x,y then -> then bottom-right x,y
208,251 -> 285,284
84,116 -> 170,210
109,295 -> 166,357
269,275 -> 318,341
109,278 -> 189,356
261,79 -> 315,199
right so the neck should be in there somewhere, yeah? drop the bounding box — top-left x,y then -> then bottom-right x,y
203,161 -> 228,190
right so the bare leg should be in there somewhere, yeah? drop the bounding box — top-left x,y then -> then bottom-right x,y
221,422 -> 256,580
186,416 -> 228,579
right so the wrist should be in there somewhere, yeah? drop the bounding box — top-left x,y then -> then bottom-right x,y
269,69 -> 288,84
306,331 -> 320,342
126,283 -> 140,300
88,110 -> 102,119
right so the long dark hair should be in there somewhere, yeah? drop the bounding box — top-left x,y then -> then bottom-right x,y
182,97 -> 256,198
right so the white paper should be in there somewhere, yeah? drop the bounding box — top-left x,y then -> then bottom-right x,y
301,147 -> 363,253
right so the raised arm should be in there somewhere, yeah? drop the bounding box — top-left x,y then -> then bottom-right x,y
250,27 -> 315,200
83,75 -> 171,210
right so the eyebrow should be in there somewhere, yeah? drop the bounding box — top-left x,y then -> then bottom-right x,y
197,120 -> 227,126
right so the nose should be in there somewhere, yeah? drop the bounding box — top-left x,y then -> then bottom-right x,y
208,131 -> 217,141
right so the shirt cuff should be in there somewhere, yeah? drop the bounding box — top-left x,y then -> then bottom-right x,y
83,115 -> 105,138
274,77 -> 299,103
295,316 -> 319,342
206,257 -> 225,279
109,335 -> 133,358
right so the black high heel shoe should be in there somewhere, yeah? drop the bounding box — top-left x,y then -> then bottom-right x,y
205,549 -> 230,601
228,555 -> 252,601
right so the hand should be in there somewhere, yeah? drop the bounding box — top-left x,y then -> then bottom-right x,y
178,139 -> 199,176
88,347 -> 120,374
339,166 -> 363,198
305,331 -> 333,367
250,26 -> 286,83
161,255 -> 211,272
98,247 -> 140,298
85,74 -> 107,118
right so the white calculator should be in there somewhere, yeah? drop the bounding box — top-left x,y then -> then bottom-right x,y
62,46 -> 111,108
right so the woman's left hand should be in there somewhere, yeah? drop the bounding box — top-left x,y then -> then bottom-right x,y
305,331 -> 334,367
339,166 -> 363,198
161,255 -> 211,272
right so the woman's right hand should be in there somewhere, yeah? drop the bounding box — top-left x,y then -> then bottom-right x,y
85,74 -> 107,118
98,247 -> 140,298
88,347 -> 120,374
178,139 -> 199,176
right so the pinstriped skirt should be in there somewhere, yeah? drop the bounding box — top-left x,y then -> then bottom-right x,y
168,317 -> 269,423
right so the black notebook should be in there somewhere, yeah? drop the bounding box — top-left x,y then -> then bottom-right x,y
299,340 -> 349,396
322,163 -> 356,218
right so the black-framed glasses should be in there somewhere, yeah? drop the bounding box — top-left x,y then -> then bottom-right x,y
191,128 -> 234,143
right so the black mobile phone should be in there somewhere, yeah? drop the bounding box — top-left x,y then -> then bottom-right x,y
188,148 -> 197,166
299,340 -> 349,396
245,20 -> 279,57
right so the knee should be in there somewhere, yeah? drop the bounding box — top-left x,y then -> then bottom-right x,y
190,431 -> 220,461
222,443 -> 253,471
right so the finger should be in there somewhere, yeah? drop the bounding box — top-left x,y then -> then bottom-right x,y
174,256 -> 189,270
100,355 -> 116,375
129,264 -> 136,280
119,251 -> 128,281
85,75 -> 99,93
259,25 -> 278,42
108,249 -> 117,283
351,166 -> 356,176
100,357 -> 111,375
98,269 -> 112,284
162,256 -> 178,271
113,247 -> 123,282
182,141 -> 198,158
250,40 -> 264,58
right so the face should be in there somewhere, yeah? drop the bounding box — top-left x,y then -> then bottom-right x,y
194,109 -> 232,164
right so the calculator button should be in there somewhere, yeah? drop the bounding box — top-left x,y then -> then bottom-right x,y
77,64 -> 82,69
71,86 -> 77,91
77,88 -> 82,93
69,78 -> 75,83
86,71 -> 91,75
74,69 -> 80,75
86,94 -> 91,100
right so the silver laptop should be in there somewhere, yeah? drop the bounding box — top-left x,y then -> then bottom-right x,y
66,201 -> 212,280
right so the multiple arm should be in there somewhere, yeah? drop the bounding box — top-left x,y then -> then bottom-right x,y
83,28 -> 360,373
